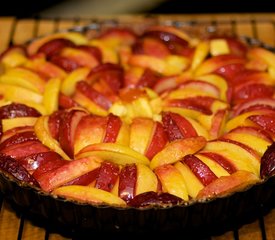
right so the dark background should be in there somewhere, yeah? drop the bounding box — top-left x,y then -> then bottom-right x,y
0,0 -> 274,18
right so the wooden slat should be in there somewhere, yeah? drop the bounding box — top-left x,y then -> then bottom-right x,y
264,208 -> 275,240
235,21 -> 254,38
13,19 -> 36,45
48,233 -> 71,240
238,220 -> 263,239
255,21 -> 275,46
0,201 -> 21,240
0,17 -> 15,53
36,19 -> 56,37
212,231 -> 234,240
57,20 -> 76,31
21,219 -> 46,240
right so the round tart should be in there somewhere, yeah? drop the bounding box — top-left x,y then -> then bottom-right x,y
0,21 -> 274,234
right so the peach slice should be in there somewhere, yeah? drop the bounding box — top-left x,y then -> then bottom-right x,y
197,170 -> 259,200
61,67 -> 90,96
1,50 -> 28,68
34,115 -> 70,160
221,130 -> 272,156
43,77 -> 61,114
209,39 -> 230,56
203,140 -> 260,176
191,40 -> 209,71
154,164 -> 189,201
174,161 -> 204,198
37,155 -> 102,192
0,67 -> 45,93
27,32 -> 88,55
76,143 -> 150,166
2,117 -> 38,132
0,83 -> 43,104
247,47 -> 275,69
150,136 -> 207,170
196,74 -> 229,101
53,185 -> 126,206
73,115 -> 108,154
194,54 -> 245,77
225,109 -> 275,132
129,117 -> 155,155
136,163 -> 158,195
195,154 -> 230,178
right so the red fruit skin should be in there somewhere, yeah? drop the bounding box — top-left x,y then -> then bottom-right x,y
1,141 -> 49,159
0,153 -> 39,187
162,112 -> 198,142
75,45 -> 102,63
183,154 -> 218,186
145,122 -> 168,159
76,81 -> 112,110
32,157 -> 67,180
95,161 -> 120,192
0,45 -> 26,60
136,68 -> 159,89
0,103 -> 41,119
37,38 -> 75,59
103,114 -> 122,143
199,152 -> 237,174
59,110 -> 87,158
166,96 -> 215,115
48,110 -> 64,140
232,83 -> 274,105
86,63 -> 124,94
127,191 -> 184,208
64,168 -> 100,186
214,63 -> 245,84
119,164 -> 137,202
260,142 -> 275,179
0,131 -> 37,151
50,55 -> 80,72
59,93 -> 79,110
248,114 -> 275,136
17,151 -> 63,174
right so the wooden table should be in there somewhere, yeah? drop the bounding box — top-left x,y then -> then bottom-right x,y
0,14 -> 275,239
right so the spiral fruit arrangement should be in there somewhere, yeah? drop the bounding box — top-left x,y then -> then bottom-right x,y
0,24 -> 274,208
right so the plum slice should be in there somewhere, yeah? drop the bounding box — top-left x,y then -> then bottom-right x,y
0,103 -> 41,119
260,142 -> 275,179
0,153 -> 39,187
128,191 -> 184,208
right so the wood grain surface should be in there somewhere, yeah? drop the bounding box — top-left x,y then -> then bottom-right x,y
0,14 -> 275,239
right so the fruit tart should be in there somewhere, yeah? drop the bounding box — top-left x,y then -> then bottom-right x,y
0,20 -> 275,233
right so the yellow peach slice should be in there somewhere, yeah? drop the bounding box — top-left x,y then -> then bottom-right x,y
174,161 -> 204,198
115,122 -> 130,146
76,143 -> 150,166
0,67 -> 45,93
89,39 -> 118,64
247,47 -> 275,69
61,67 -> 90,96
210,39 -> 230,56
129,117 -> 154,154
1,51 -> 28,68
27,32 -> 88,55
167,88 -> 218,99
150,136 -> 207,170
191,40 -> 209,71
0,83 -> 43,103
73,92 -> 108,116
135,163 -> 158,195
34,116 -> 70,160
196,74 -> 229,101
197,170 -> 259,200
162,106 -> 203,120
195,154 -> 230,178
225,110 -> 274,132
222,132 -> 271,156
2,117 -> 38,132
163,55 -> 189,76
203,140 -> 260,176
154,164 -> 189,201
53,185 -> 126,206
43,78 -> 61,114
